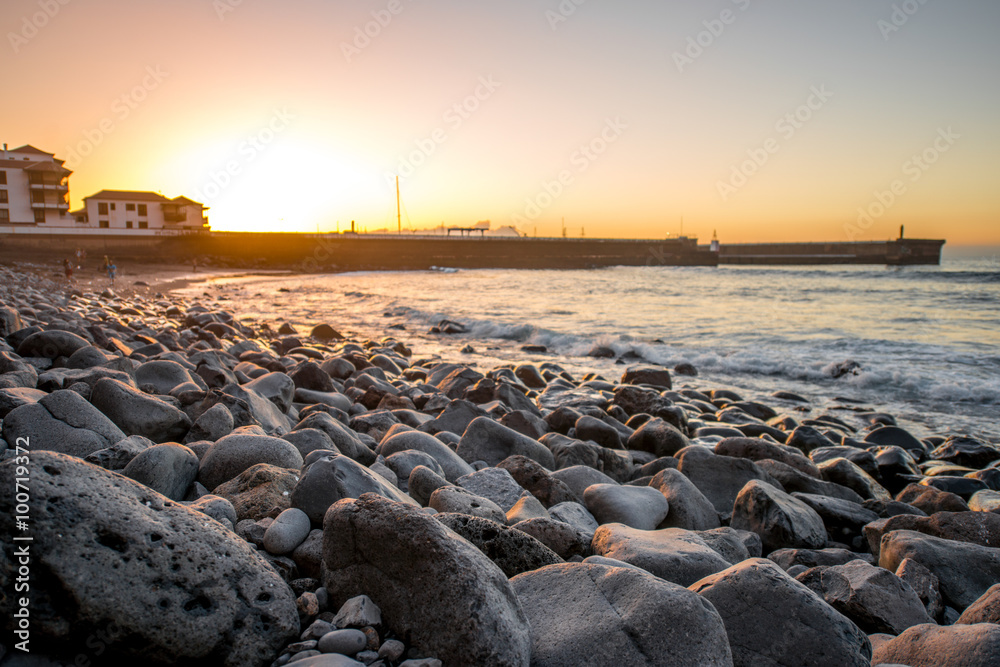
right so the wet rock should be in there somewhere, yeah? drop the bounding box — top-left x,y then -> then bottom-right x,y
621,367 -> 672,389
625,417 -> 690,458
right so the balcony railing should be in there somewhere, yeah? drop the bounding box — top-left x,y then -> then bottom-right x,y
31,201 -> 70,209
29,181 -> 69,191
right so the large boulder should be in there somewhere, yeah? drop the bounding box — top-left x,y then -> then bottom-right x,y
90,378 -> 191,443
292,454 -> 417,524
1,389 -> 126,458
730,480 -> 827,555
322,494 -> 531,666
16,329 -> 90,358
434,513 -> 563,577
957,584 -> 1000,624
591,524 -> 736,586
625,418 -> 689,458
457,417 -> 555,469
0,452 -> 299,666
650,468 -> 721,531
122,443 -> 200,501
677,447 -> 781,517
689,558 -> 871,667
135,360 -> 200,395
199,431 -> 303,492
716,437 -> 821,478
583,484 -> 669,530
511,563 -> 733,667
621,366 -> 672,389
795,560 -> 933,634
878,529 -> 1000,610
871,623 -> 1000,667
865,511 -> 1000,557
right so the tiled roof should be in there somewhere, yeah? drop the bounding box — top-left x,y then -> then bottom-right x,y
9,145 -> 54,156
82,190 -> 172,202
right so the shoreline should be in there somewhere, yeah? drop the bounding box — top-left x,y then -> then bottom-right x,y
1,263 -> 998,665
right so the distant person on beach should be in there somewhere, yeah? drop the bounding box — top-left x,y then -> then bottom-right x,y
107,261 -> 117,286
74,247 -> 83,269
63,259 -> 74,282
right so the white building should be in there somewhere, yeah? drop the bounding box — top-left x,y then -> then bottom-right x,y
1,143 -> 209,234
73,190 -> 209,231
0,144 -> 73,226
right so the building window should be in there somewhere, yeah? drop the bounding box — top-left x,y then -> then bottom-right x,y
0,209 -> 8,222
138,204 -> 147,216
34,209 -> 46,223
126,203 -> 135,211
138,221 -> 148,229
0,171 -> 6,185
0,190 -> 6,204
110,203 -> 116,210
31,190 -> 44,204
126,221 -> 133,229
98,202 -> 108,215
28,173 -> 43,185
99,220 -> 109,228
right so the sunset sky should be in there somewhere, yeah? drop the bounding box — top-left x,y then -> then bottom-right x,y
3,0 -> 998,243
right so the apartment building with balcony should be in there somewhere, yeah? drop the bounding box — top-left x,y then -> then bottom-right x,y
0,144 -> 73,225
73,191 -> 209,231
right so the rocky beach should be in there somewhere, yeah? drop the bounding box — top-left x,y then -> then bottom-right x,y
2,261 -> 1000,667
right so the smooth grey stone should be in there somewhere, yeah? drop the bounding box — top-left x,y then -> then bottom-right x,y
264,508 -> 312,555
90,378 -> 191,443
428,486 -> 506,524
456,467 -> 525,512
592,524 -> 736,586
199,431 -> 303,491
650,467 -> 720,531
689,558 -> 872,667
291,454 -> 417,524
322,494 -> 531,667
583,484 -> 669,530
511,563 -> 732,667
2,389 -> 126,458
123,443 -> 199,500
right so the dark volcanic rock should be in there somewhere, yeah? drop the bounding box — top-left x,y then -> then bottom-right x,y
90,378 -> 191,443
458,417 -> 556,469
511,563 -> 733,667
322,494 -> 531,667
0,452 -> 299,666
688,558 -> 872,667
871,623 -> 1000,667
591,524 -> 736,587
2,389 -> 126,458
291,454 -> 416,524
434,513 -> 563,577
896,483 -> 970,514
879,529 -> 1000,610
730,480 -> 827,555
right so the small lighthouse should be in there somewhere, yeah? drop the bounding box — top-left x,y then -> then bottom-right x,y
710,229 -> 720,253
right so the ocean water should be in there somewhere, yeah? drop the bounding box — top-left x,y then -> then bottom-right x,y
180,256 -> 1000,442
